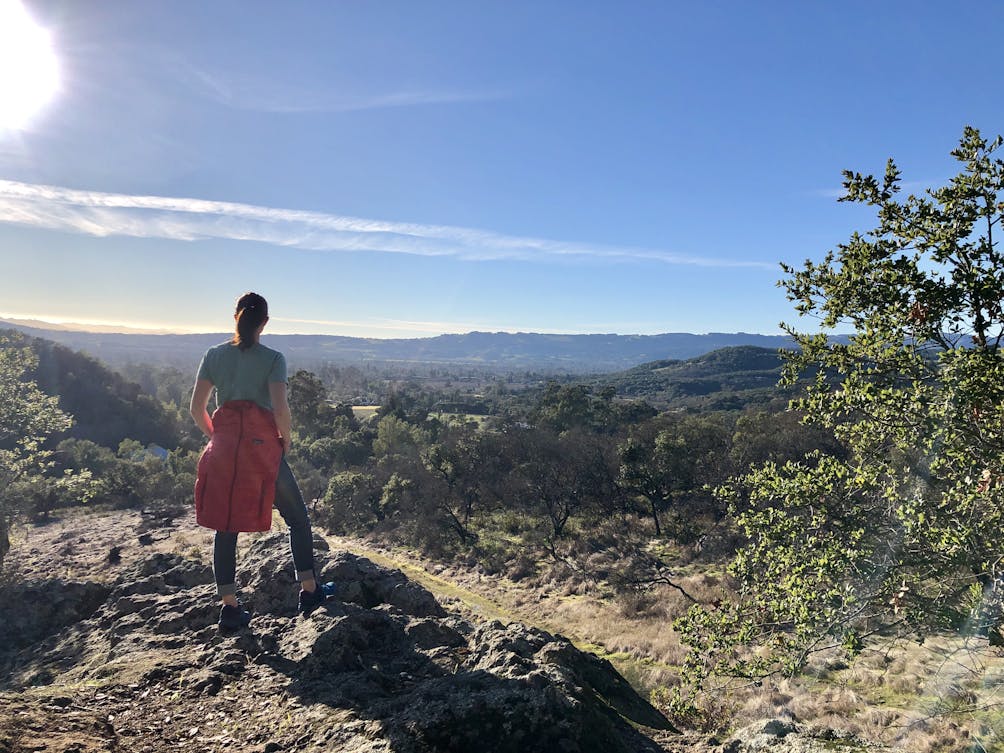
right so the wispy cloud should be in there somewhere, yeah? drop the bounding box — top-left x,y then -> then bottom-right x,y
0,179 -> 774,269
183,63 -> 510,114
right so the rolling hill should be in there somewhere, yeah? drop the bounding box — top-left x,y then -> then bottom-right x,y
595,345 -> 793,409
0,318 -> 801,372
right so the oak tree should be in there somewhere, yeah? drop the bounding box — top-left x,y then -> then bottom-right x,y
678,127 -> 1004,685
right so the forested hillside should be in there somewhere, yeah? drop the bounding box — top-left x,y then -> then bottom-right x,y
28,336 -> 183,449
0,324 -> 833,574
593,345 -> 791,409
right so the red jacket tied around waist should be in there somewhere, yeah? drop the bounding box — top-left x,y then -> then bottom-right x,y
194,400 -> 283,532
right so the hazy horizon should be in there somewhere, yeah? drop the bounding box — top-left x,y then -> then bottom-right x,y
0,314 -> 791,340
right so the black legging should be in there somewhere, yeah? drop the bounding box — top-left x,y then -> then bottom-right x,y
213,458 -> 314,596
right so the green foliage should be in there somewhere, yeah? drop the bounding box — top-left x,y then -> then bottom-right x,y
534,383 -> 598,432
52,436 -> 197,511
728,409 -> 844,471
377,384 -> 433,424
11,469 -> 97,522
373,414 -> 429,460
0,333 -> 73,564
532,382 -> 641,433
596,345 -> 793,410
19,333 -> 181,448
677,126 -> 1004,689
618,414 -> 731,539
297,431 -> 371,473
507,426 -> 621,546
56,438 -> 117,474
116,362 -> 204,448
422,423 -> 502,544
320,470 -> 386,530
288,370 -> 358,440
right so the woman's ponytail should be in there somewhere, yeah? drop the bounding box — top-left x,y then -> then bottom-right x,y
233,292 -> 268,350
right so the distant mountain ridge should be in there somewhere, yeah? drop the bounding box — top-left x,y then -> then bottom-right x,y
1,318 -> 801,372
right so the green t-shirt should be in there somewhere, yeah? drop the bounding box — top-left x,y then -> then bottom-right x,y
196,341 -> 287,411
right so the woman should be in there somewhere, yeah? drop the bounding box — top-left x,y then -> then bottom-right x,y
190,292 -> 327,631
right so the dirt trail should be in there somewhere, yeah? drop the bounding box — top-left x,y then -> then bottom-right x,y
320,535 -> 680,685
324,536 -> 518,625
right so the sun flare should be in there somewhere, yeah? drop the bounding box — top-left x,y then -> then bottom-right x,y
0,0 -> 59,131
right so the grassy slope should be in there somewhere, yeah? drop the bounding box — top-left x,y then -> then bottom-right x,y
323,532 -> 1004,751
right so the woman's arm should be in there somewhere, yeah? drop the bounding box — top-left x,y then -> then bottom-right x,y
269,381 -> 293,450
190,379 -> 215,438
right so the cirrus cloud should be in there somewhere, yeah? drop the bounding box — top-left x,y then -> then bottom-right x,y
0,179 -> 773,269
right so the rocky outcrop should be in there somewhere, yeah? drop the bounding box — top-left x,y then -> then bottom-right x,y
0,532 -> 676,753
0,578 -> 111,657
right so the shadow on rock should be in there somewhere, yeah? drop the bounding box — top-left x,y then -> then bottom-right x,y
1,532 -> 677,753
0,552 -> 216,687
273,604 -> 675,753
237,534 -> 444,620
238,534 -> 676,752
0,578 -> 111,660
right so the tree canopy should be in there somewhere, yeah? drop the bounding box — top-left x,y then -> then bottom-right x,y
678,127 -> 1004,685
0,333 -> 73,564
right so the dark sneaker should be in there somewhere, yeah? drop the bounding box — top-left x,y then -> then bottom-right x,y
298,582 -> 337,616
218,602 -> 251,633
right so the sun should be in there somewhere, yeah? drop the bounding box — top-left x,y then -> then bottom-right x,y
0,0 -> 59,131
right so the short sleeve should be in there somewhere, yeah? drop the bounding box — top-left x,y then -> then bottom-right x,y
196,350 -> 213,383
268,352 -> 287,384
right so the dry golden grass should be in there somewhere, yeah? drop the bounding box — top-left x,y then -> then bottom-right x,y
350,405 -> 380,422
692,638 -> 1004,752
539,583 -> 1004,752
320,530 -> 1004,752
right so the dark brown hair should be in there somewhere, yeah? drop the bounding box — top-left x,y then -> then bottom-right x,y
233,292 -> 268,350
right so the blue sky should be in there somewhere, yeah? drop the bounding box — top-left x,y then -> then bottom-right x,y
0,0 -> 1001,337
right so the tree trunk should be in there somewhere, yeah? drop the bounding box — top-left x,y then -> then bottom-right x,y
0,508 -> 9,568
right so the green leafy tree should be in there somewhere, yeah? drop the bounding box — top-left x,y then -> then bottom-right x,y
0,334 -> 73,564
321,470 -> 386,530
376,384 -> 432,424
618,414 -> 731,540
422,423 -> 510,545
508,427 -> 619,552
55,438 -> 118,475
372,414 -> 428,461
677,127 -> 1004,688
12,469 -> 96,522
727,409 -> 844,472
288,370 -> 338,439
534,382 -> 629,434
297,431 -> 371,473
